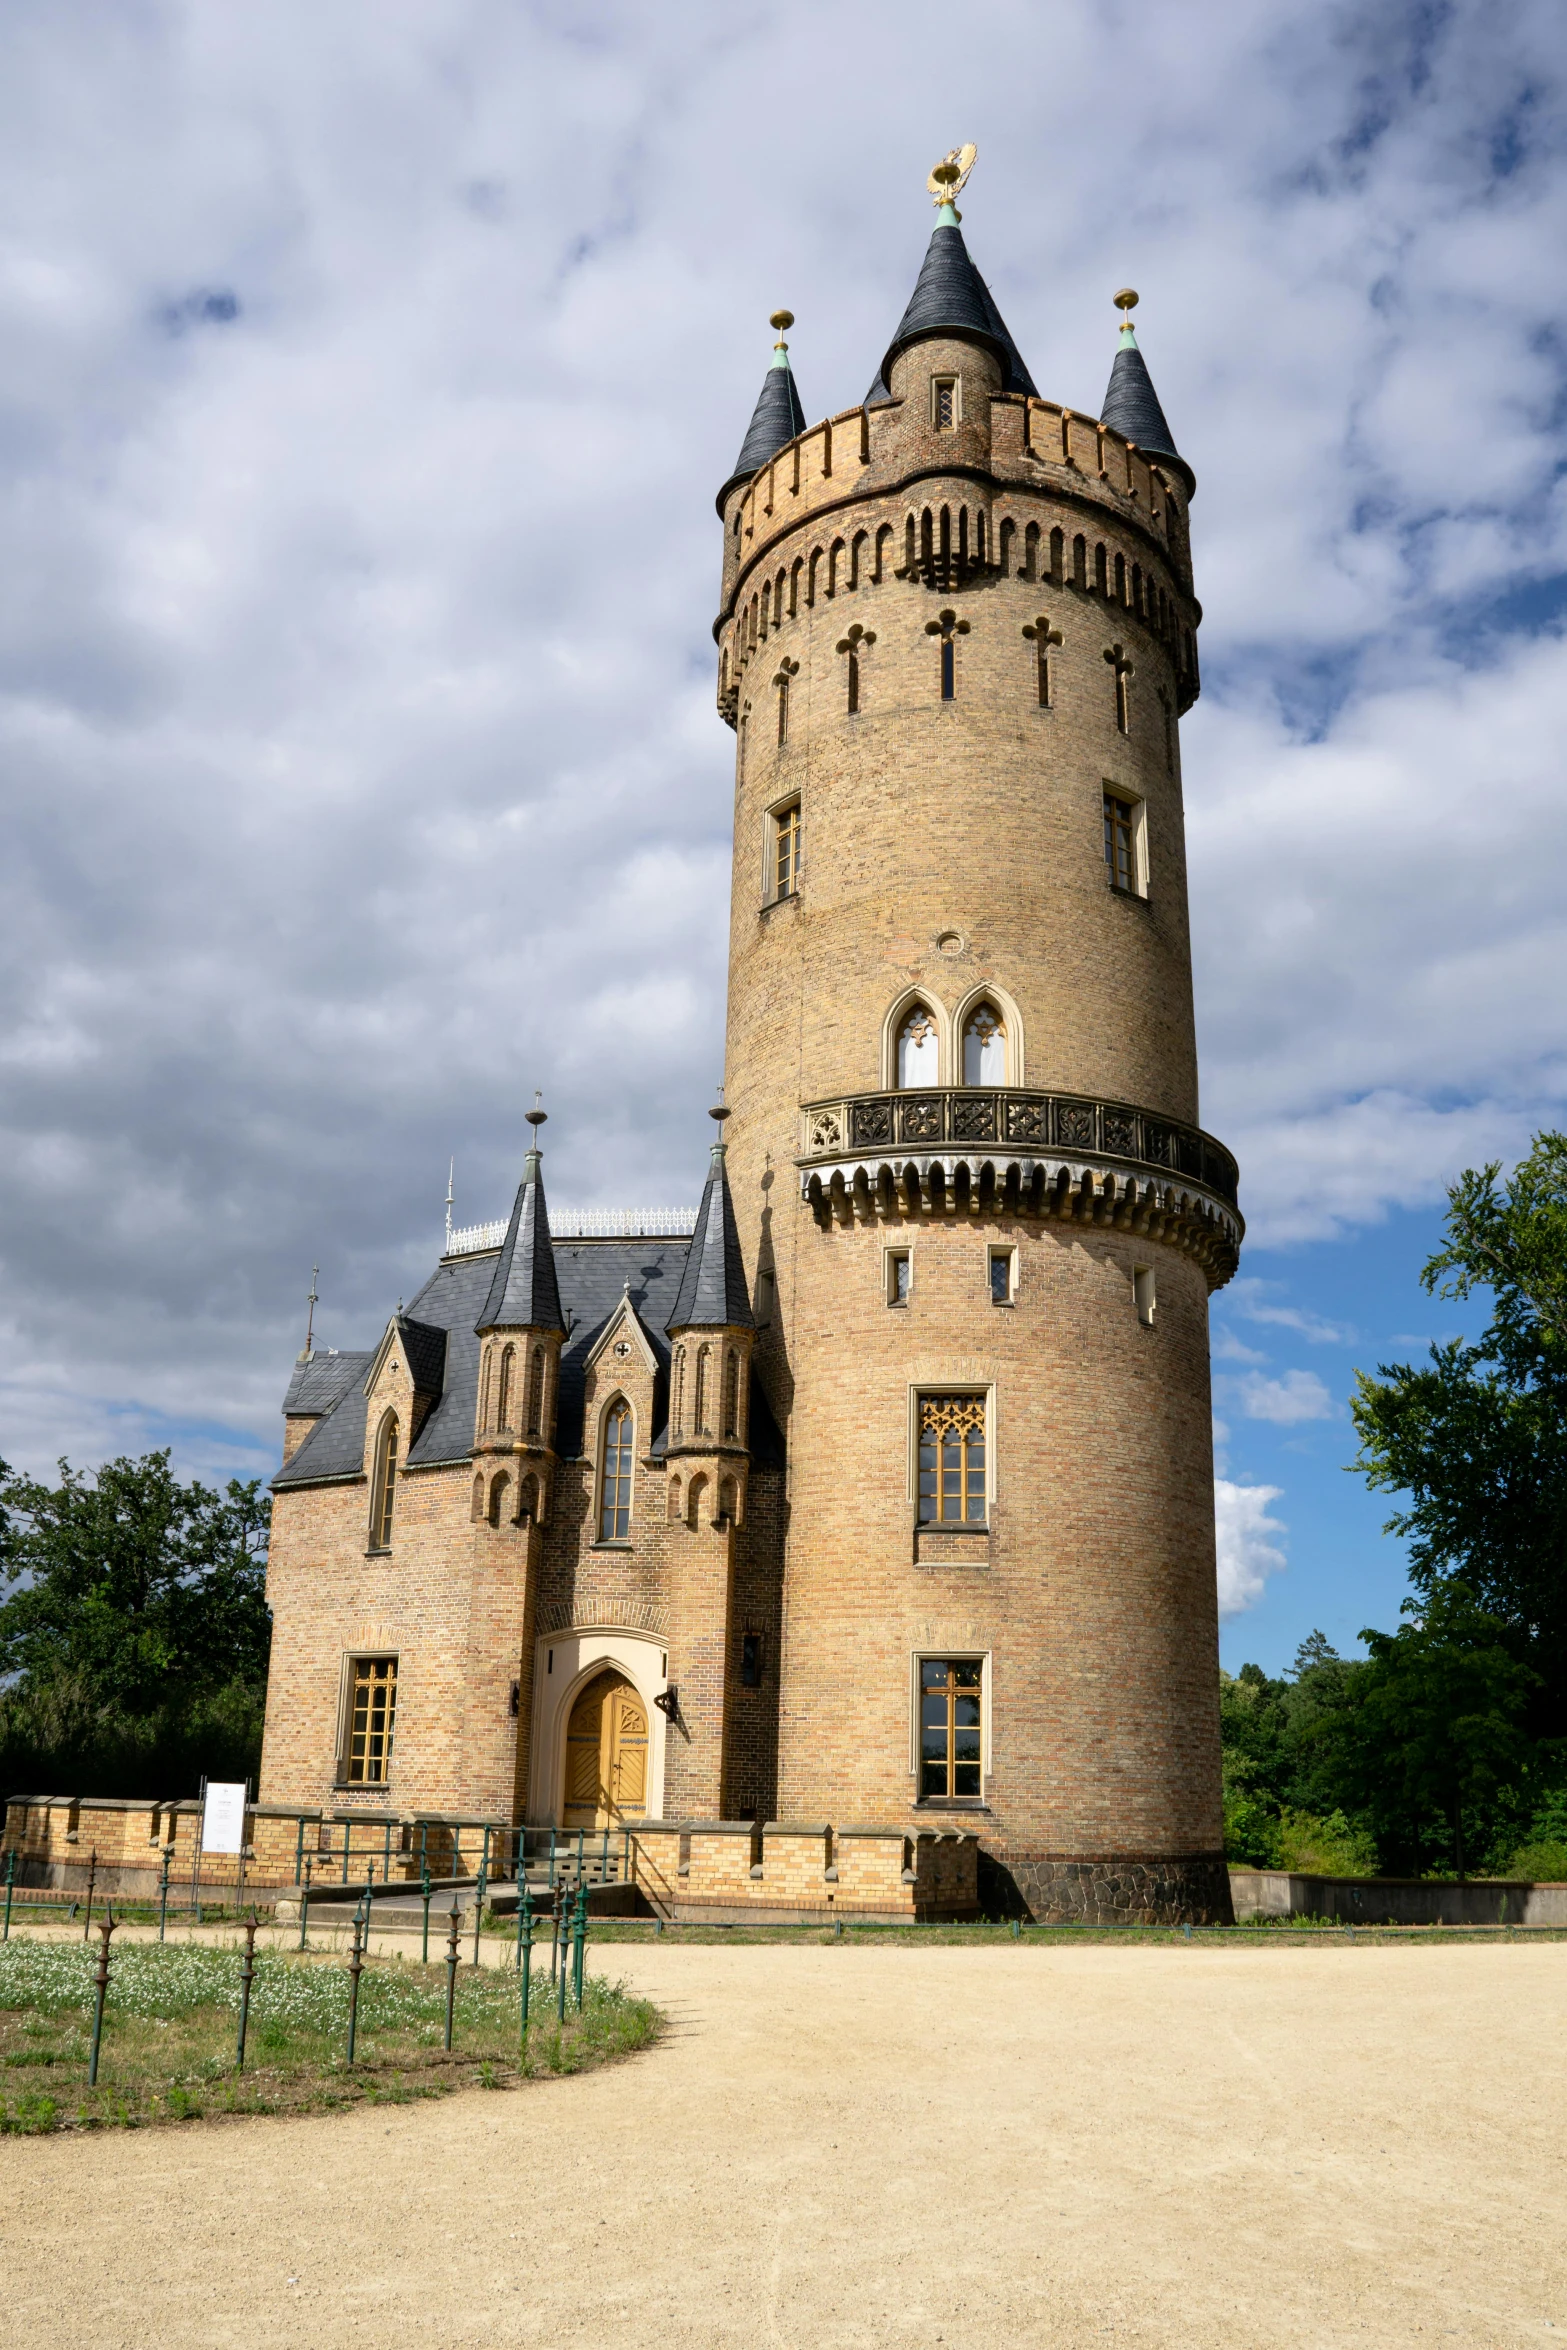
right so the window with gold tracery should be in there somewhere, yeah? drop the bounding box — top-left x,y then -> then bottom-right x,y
897,1003 -> 939,1088
598,1402 -> 633,1541
962,1002 -> 1005,1085
918,1394 -> 987,1524
344,1655 -> 397,1784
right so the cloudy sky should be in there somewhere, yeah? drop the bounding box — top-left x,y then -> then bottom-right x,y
1,1 -> 1562,1671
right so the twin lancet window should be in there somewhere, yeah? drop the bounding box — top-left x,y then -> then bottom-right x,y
895,1001 -> 1006,1088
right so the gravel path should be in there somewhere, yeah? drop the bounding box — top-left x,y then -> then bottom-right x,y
3,1939 -> 1563,2347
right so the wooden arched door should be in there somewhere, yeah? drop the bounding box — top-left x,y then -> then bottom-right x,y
562,1669 -> 648,1829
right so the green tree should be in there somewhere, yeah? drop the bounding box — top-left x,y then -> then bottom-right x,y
1351,1133 -> 1567,1732
1309,1585 -> 1538,1878
0,1452 -> 270,1797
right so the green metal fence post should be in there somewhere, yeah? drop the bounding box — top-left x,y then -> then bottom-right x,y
298,1853 -> 314,1951
421,1868 -> 432,1966
519,1883 -> 534,2054
82,1847 -> 98,1943
547,1827 -> 557,1890
293,1813 -> 306,1885
236,1911 -> 258,2071
157,1846 -> 172,1943
599,1822 -> 609,1884
572,1878 -> 588,2008
346,1903 -> 366,2066
473,1831 -> 490,1967
556,1900 -> 569,2024
2,1847 -> 14,1942
87,1905 -> 117,2088
444,1903 -> 462,2052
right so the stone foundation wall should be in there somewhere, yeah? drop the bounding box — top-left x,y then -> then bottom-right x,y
994,1850 -> 1234,1925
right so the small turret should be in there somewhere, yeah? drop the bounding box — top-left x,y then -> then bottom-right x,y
1100,289 -> 1194,494
665,1097 -> 754,1528
863,148 -> 1038,406
716,312 -> 808,514
472,1099 -> 566,1526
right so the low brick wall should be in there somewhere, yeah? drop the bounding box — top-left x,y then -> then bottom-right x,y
623,1819 -> 980,1923
1230,1869 -> 1567,1927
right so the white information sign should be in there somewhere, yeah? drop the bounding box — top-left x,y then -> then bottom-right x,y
200,1781 -> 248,1856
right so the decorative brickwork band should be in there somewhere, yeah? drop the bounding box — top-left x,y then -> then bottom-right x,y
986,1850 -> 1235,1926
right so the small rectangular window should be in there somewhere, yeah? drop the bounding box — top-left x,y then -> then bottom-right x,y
773,801 -> 800,900
989,1248 -> 1015,1305
931,376 -> 959,429
918,1394 -> 987,1524
1104,791 -> 1144,896
343,1656 -> 397,1785
1134,1265 -> 1156,1326
886,1249 -> 911,1306
741,1632 -> 763,1689
920,1657 -> 983,1798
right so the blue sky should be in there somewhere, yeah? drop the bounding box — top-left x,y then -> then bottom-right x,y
0,1 -> 1562,1670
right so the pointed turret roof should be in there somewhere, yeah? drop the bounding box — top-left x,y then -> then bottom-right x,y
1099,300 -> 1193,491
716,314 -> 808,513
864,205 -> 1039,407
666,1114 -> 753,1332
476,1117 -> 565,1334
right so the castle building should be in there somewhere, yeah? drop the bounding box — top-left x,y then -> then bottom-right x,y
260,157 -> 1242,1923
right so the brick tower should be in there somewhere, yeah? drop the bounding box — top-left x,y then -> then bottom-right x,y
714,154 -> 1242,1920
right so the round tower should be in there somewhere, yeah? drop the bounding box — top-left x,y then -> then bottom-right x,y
714,160 -> 1240,1922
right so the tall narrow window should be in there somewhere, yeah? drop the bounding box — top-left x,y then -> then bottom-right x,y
344,1655 -> 398,1785
776,671 -> 788,743
920,1658 -> 982,1798
497,1344 -> 515,1431
886,1248 -> 911,1306
1104,641 -> 1134,734
370,1413 -> 398,1549
525,1344 -> 544,1438
932,375 -> 958,428
918,1395 -> 987,1525
897,1003 -> 940,1087
925,607 -> 967,700
773,801 -> 800,899
723,1349 -> 740,1441
598,1403 -> 633,1541
836,622 -> 873,712
962,1002 -> 1006,1085
694,1344 -> 711,1436
1104,793 -> 1138,894
1023,614 -> 1061,708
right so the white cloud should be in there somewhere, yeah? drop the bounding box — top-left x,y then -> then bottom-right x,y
0,2 -> 1564,1466
1215,1479 -> 1287,1617
1226,1279 -> 1356,1345
1222,1369 -> 1337,1424
1212,1328 -> 1269,1365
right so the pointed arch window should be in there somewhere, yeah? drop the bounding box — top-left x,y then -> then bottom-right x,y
497,1344 -> 515,1432
962,1003 -> 1006,1086
598,1402 -> 634,1542
525,1344 -> 544,1438
897,1003 -> 940,1089
370,1413 -> 399,1550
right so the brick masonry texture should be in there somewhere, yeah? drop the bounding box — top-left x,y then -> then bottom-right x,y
253,295 -> 1235,1929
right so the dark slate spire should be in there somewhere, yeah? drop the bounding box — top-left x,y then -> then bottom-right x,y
667,1104 -> 754,1332
863,203 -> 1039,408
1099,290 -> 1193,491
716,311 -> 808,513
476,1103 -> 566,1334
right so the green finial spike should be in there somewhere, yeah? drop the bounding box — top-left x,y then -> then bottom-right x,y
769,309 -> 794,369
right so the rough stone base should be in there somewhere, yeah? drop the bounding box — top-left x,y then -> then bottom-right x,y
983,1850 -> 1235,1926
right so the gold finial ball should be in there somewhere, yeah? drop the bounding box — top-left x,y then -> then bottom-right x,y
769,309 -> 794,335
1114,287 -> 1139,314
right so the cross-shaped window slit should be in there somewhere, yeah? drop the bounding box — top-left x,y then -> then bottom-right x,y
925,607 -> 969,700
1022,615 -> 1062,708
1104,642 -> 1134,735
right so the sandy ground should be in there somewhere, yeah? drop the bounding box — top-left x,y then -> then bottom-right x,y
2,1936 -> 1565,2349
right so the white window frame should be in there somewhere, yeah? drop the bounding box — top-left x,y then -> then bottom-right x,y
885,1245 -> 912,1307
1103,783 -> 1150,899
930,373 -> 962,429
764,792 -> 801,905
988,1245 -> 1017,1306
1134,1264 -> 1157,1327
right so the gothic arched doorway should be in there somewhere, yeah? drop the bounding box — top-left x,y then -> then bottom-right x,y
562,1668 -> 648,1829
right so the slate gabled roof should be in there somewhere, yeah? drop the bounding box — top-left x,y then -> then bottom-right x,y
477,1149 -> 565,1333
666,1144 -> 753,1332
282,1349 -> 372,1418
716,347 -> 808,513
1100,324 -> 1192,488
395,1316 -> 447,1397
864,215 -> 1039,407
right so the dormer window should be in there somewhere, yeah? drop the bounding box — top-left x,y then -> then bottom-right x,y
932,375 -> 959,429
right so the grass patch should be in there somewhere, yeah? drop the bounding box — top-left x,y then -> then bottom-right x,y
0,1940 -> 659,2132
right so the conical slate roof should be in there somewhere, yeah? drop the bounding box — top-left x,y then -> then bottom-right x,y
1100,324 -> 1190,485
864,210 -> 1039,407
716,343 -> 808,513
476,1146 -> 565,1333
667,1140 -> 753,1332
